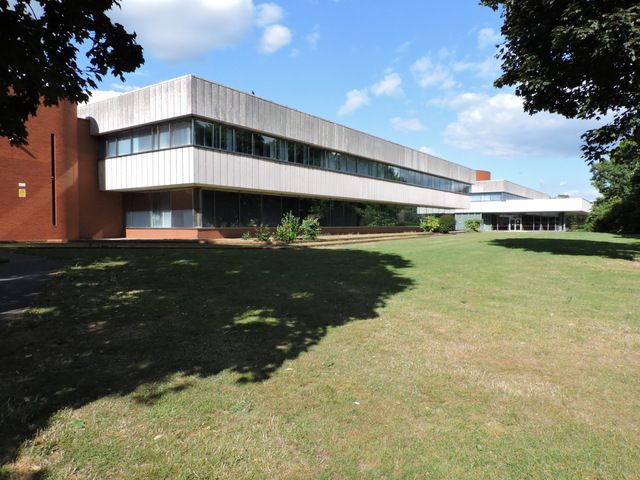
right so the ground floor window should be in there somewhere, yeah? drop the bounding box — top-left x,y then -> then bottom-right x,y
124,188 -> 422,228
487,213 -> 564,231
125,190 -> 195,228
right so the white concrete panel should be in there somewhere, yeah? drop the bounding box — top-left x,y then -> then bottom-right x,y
472,180 -> 549,199
100,148 -> 196,190
80,75 -> 477,184
454,198 -> 591,214
100,148 -> 470,208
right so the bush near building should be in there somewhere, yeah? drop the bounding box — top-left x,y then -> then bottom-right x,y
300,217 -> 321,241
420,216 -> 440,233
464,219 -> 481,232
437,215 -> 456,233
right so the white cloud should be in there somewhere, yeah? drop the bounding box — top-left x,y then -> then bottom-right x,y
477,27 -> 502,49
391,117 -> 426,133
442,92 -> 601,157
430,92 -> 487,109
410,56 -> 458,89
259,24 -> 292,54
112,0 -> 293,60
338,89 -> 371,115
112,0 -> 256,61
305,25 -> 320,48
337,72 -> 403,114
85,90 -> 122,103
452,56 -> 500,79
371,72 -> 403,97
255,2 -> 284,27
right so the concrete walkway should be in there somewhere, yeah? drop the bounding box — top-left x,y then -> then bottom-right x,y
0,252 -> 65,327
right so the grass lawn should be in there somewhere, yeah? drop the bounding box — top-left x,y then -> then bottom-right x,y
1,232 -> 639,479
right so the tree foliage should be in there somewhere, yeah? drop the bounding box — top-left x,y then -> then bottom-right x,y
1,0 -> 144,145
587,140 -> 640,233
482,0 -> 640,232
480,0 -> 640,163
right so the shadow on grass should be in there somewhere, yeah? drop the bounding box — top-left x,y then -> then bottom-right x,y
489,237 -> 640,261
0,247 -> 413,472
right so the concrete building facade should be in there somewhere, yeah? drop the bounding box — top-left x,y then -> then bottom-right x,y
1,75 -> 590,241
450,172 -> 591,231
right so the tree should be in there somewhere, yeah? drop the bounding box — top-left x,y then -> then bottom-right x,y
480,0 -> 640,162
1,0 -> 144,146
481,0 -> 640,231
587,140 -> 640,233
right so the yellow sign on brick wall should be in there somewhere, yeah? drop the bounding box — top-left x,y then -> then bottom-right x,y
18,188 -> 26,198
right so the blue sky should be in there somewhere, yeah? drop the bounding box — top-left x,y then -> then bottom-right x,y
92,0 -> 600,200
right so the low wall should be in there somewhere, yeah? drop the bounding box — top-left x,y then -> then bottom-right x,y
126,226 -> 421,240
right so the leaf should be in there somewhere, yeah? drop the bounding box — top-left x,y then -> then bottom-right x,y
70,419 -> 85,429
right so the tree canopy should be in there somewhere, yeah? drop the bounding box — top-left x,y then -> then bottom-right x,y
480,0 -> 639,162
587,140 -> 640,233
0,0 -> 144,146
482,0 -> 640,232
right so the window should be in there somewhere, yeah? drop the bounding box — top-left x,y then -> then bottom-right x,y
125,193 -> 151,227
171,190 -> 194,227
170,120 -> 191,147
346,156 -> 358,174
202,190 -> 215,227
296,144 -> 309,164
150,192 -> 171,227
287,142 -> 297,163
262,195 -> 282,226
309,148 -> 323,167
117,135 -> 131,156
254,134 -> 285,160
235,129 -> 252,155
240,193 -> 261,226
219,124 -> 234,151
157,124 -> 170,149
106,137 -> 117,157
194,120 -> 213,147
132,128 -> 153,153
215,191 -> 239,227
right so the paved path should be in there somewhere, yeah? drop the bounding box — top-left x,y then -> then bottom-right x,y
0,252 -> 65,327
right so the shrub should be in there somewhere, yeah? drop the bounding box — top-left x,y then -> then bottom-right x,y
464,219 -> 481,232
420,216 -> 440,233
437,215 -> 456,233
300,216 -> 321,241
255,225 -> 272,242
274,212 -> 300,244
241,231 -> 253,240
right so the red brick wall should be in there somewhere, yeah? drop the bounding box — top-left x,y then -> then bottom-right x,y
77,119 -> 123,239
0,102 -> 80,241
0,102 -> 123,241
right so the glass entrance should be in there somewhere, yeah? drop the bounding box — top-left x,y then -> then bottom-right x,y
509,216 -> 522,231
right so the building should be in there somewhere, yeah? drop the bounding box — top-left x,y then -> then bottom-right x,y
0,101 -> 122,242
0,75 -> 590,241
450,172 -> 591,231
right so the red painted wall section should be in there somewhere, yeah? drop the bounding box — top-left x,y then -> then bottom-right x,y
0,102 -> 123,241
475,170 -> 491,181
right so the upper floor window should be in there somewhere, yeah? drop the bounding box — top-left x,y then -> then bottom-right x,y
103,117 -> 471,195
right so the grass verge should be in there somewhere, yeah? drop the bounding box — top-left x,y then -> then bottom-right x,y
1,232 -> 639,479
